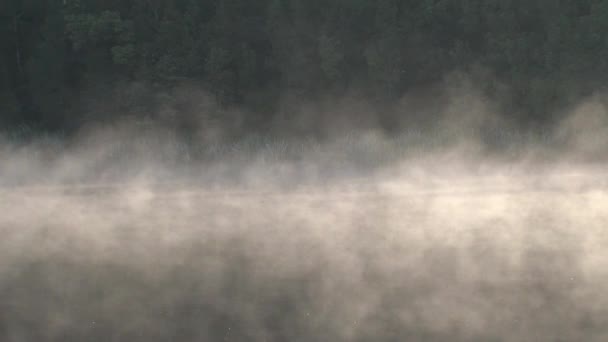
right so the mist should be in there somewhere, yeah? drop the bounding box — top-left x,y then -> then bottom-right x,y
2,79 -> 608,342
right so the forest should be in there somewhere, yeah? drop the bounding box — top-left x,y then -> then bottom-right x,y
2,0 -> 608,134
3,3 -> 608,341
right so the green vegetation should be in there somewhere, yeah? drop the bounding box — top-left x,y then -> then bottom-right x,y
1,0 -> 607,132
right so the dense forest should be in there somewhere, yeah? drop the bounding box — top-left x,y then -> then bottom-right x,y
2,0 -> 608,134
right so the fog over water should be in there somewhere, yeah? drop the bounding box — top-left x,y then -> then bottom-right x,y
2,88 -> 608,341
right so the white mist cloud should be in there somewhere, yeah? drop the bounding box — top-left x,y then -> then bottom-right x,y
1,79 -> 608,341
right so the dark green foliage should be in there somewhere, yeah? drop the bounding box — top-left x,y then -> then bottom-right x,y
1,0 -> 608,132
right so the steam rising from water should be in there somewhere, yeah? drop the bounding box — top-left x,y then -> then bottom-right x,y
1,89 -> 608,341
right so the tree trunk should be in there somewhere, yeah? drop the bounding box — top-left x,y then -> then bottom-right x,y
14,13 -> 22,76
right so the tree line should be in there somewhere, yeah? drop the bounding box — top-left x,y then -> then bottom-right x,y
2,0 -> 608,133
